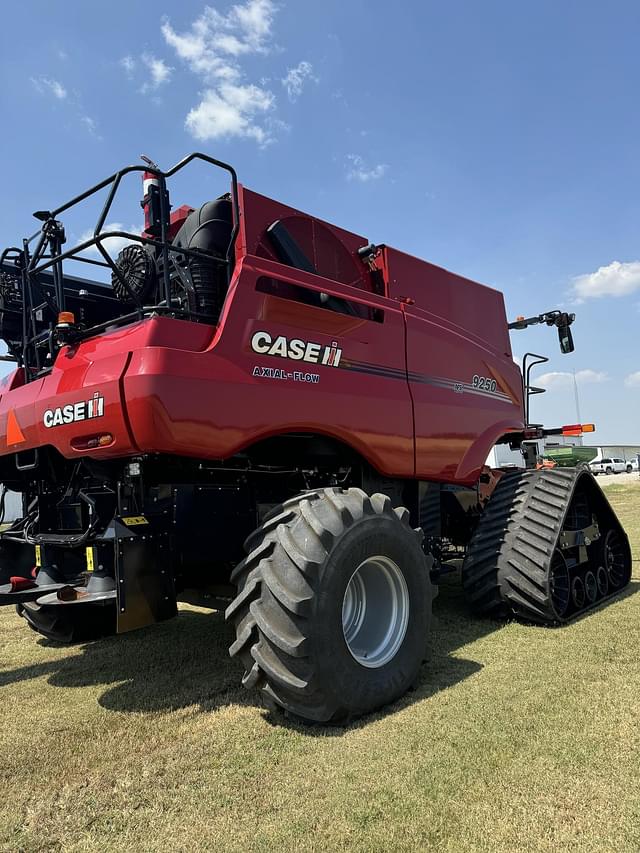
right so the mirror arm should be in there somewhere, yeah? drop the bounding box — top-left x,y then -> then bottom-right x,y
508,310 -> 575,331
508,309 -> 576,354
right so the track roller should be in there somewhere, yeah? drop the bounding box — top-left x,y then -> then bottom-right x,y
571,577 -> 585,608
596,565 -> 609,597
584,570 -> 598,604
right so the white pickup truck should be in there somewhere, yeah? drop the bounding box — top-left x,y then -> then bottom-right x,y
589,457 -> 628,475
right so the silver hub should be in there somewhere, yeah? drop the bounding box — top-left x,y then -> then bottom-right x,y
341,555 -> 409,668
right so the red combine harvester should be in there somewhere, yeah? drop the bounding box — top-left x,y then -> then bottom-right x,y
0,153 -> 631,724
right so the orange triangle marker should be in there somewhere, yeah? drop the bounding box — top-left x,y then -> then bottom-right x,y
6,410 -> 26,445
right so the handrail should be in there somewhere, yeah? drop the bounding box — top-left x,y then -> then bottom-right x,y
523,352 -> 549,426
14,153 -> 240,380
26,152 -> 238,284
29,152 -> 240,273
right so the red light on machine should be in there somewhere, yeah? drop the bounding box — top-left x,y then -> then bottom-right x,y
71,433 -> 114,451
561,423 -> 595,436
523,427 -> 543,440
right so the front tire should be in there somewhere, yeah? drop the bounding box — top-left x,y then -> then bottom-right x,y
226,488 -> 432,725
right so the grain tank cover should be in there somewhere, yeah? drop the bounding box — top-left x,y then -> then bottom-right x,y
384,247 -> 513,357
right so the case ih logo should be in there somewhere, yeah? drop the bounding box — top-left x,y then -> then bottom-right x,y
43,393 -> 105,428
251,331 -> 342,367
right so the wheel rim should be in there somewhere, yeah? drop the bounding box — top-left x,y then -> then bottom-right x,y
571,577 -> 585,608
549,550 -> 570,617
596,565 -> 609,597
342,555 -> 409,668
584,570 -> 598,603
603,529 -> 627,588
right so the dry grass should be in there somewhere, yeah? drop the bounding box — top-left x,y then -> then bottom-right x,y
1,481 -> 639,852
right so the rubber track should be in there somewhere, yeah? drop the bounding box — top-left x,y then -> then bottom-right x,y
462,467 -> 631,624
225,487 -> 421,724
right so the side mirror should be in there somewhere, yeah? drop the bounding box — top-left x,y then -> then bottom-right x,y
558,322 -> 574,354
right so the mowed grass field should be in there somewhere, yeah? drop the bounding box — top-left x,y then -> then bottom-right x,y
1,481 -> 639,852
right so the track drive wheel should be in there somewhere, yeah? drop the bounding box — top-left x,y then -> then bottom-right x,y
602,529 -> 628,590
226,488 -> 432,725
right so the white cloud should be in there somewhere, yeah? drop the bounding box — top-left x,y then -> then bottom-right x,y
121,54 -> 173,94
282,61 -> 315,101
141,54 -> 173,91
162,1 -> 276,76
571,260 -> 640,302
232,0 -> 275,49
186,83 -> 274,143
162,1 -> 279,145
346,154 -> 388,182
30,76 -> 102,138
80,115 -> 99,137
536,369 -> 608,390
120,55 -> 136,77
78,223 -> 141,259
624,371 -> 640,388
31,76 -> 67,99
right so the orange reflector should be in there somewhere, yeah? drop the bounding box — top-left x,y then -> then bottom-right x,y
98,434 -> 113,446
6,409 -> 26,445
57,311 -> 75,325
561,423 -> 596,436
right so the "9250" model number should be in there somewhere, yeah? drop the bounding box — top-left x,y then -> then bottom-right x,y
472,374 -> 497,392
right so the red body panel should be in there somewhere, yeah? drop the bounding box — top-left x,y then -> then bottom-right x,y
124,258 -> 415,477
384,248 -> 523,481
405,305 -> 523,481
384,248 -> 514,358
0,187 -> 525,486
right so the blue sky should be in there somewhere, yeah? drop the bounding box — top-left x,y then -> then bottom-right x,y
1,0 -> 639,444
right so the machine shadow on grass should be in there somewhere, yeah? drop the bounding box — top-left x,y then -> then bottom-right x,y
1,580 -> 637,730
